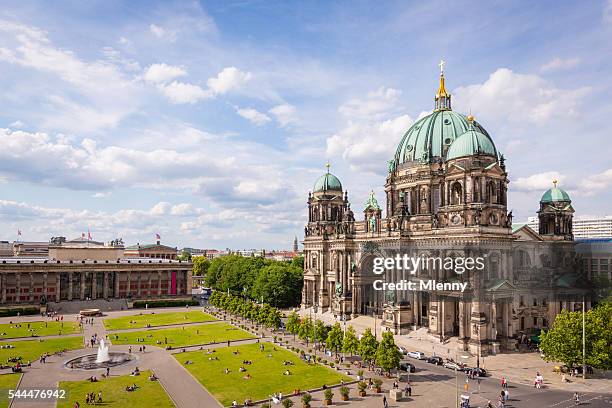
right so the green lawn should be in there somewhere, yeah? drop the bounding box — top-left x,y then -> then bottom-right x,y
57,370 -> 175,408
110,323 -> 253,348
104,311 -> 216,331
178,342 -> 351,406
0,373 -> 21,408
0,320 -> 80,339
0,337 -> 83,364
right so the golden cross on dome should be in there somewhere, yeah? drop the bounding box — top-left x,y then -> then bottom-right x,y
553,179 -> 558,187
438,59 -> 446,75
325,161 -> 331,173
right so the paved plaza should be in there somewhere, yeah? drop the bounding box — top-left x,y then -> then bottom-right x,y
0,306 -> 609,407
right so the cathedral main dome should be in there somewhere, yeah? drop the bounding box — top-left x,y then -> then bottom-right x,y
390,67 -> 497,169
313,167 -> 343,193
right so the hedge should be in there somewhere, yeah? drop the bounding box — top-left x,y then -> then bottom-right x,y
0,306 -> 40,317
132,299 -> 199,308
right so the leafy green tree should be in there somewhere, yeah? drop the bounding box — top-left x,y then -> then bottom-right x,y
326,323 -> 344,357
177,250 -> 192,261
291,256 -> 304,269
286,311 -> 301,340
314,320 -> 328,350
252,264 -> 303,308
342,325 -> 359,356
540,303 -> 612,370
358,328 -> 378,368
376,331 -> 402,375
192,256 -> 210,276
298,318 -> 313,346
266,308 -> 282,330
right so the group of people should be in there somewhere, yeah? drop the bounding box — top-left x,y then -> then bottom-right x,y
83,391 -> 102,404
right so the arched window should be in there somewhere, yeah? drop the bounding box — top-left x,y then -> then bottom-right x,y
451,182 -> 462,205
488,181 -> 498,204
473,177 -> 481,202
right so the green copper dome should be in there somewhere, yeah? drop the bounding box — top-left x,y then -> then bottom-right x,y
392,110 -> 491,167
314,172 -> 343,193
446,128 -> 497,160
541,186 -> 571,203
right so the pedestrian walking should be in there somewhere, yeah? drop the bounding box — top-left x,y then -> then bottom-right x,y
574,392 -> 580,405
405,384 -> 412,397
501,377 -> 507,389
382,395 -> 388,408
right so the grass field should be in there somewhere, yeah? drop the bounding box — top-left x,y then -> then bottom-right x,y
179,342 -> 351,406
0,336 -> 83,364
109,322 -> 253,348
0,373 -> 21,408
57,370 -> 175,408
0,321 -> 80,339
104,311 -> 216,331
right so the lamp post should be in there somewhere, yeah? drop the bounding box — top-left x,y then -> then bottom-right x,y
456,354 -> 469,408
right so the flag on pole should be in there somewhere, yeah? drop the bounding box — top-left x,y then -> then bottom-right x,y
17,229 -> 21,236
88,229 -> 92,240
81,232 -> 85,238
155,233 -> 161,240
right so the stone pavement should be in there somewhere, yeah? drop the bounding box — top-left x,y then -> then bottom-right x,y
297,308 -> 612,394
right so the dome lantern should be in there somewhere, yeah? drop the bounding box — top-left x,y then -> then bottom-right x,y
434,59 -> 452,111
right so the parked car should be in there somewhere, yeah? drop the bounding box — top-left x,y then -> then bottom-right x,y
398,346 -> 408,355
426,356 -> 443,365
464,367 -> 487,377
443,361 -> 463,370
399,361 -> 416,373
407,351 -> 426,360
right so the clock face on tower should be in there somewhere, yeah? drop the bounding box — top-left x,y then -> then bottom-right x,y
490,213 -> 498,225
452,214 -> 461,225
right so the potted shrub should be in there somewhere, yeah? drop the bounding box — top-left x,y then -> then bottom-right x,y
373,379 -> 382,393
357,370 -> 364,380
339,386 -> 350,401
357,381 -> 367,397
301,393 -> 312,408
323,389 -> 334,405
282,399 -> 294,408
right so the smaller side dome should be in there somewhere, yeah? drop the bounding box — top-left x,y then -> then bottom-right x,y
446,128 -> 497,160
541,181 -> 571,203
313,164 -> 343,193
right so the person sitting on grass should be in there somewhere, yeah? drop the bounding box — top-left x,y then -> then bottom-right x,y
239,366 -> 246,372
243,373 -> 251,380
149,373 -> 158,381
131,367 -> 140,376
185,360 -> 193,365
283,370 -> 291,376
224,368 -> 230,374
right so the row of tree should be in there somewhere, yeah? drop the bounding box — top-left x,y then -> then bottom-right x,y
204,255 -> 304,308
539,302 -> 611,370
285,311 -> 402,374
209,291 -> 283,330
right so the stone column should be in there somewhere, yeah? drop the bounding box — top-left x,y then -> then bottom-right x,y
158,271 -> 162,296
42,272 -> 48,302
56,273 -> 61,302
68,272 -> 73,301
136,272 -> 142,298
1,273 -> 6,303
127,271 -> 132,297
103,272 -> 109,299
15,273 -> 21,303
80,273 -> 86,300
502,301 -> 509,337
92,272 -> 97,300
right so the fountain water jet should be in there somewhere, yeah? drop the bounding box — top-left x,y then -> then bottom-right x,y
96,339 -> 110,363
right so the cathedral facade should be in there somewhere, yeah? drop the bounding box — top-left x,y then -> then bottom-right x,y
301,67 -> 586,356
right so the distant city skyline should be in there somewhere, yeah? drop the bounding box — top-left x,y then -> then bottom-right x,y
1,1 -> 611,248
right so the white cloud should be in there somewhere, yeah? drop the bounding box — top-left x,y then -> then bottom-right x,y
513,171 -> 567,192
149,24 -> 177,41
269,104 -> 298,127
143,63 -> 186,83
157,81 -> 212,104
9,120 -> 24,128
235,107 -> 271,126
453,68 -> 590,124
582,168 -> 612,195
338,87 -> 402,119
540,57 -> 580,72
92,192 -> 112,199
206,67 -> 252,95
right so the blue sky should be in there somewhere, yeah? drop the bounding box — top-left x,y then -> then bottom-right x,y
0,0 -> 611,249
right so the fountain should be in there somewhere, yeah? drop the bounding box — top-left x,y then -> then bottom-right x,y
65,340 -> 134,370
96,339 -> 110,363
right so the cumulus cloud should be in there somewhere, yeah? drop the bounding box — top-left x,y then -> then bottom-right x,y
269,104 -> 298,127
513,171 -> 567,192
143,63 -> 187,83
453,68 -> 590,124
206,66 -> 252,95
326,87 -> 412,174
157,81 -> 212,104
540,57 -> 580,72
0,20 -> 140,132
582,168 -> 612,195
235,107 -> 271,126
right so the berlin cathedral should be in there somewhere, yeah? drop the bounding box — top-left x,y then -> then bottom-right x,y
301,65 -> 589,356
